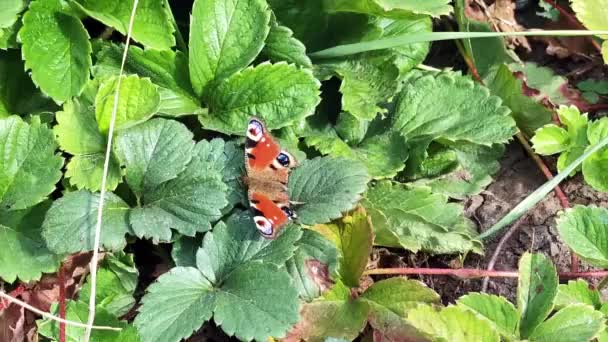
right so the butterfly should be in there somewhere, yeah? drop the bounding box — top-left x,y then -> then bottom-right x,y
245,117 -> 297,239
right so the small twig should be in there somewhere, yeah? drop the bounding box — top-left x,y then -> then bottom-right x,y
364,268 -> 608,279
0,291 -> 121,331
84,1 -> 140,340
59,267 -> 66,342
481,216 -> 527,292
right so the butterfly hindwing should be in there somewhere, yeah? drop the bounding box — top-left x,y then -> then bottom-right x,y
245,118 -> 297,238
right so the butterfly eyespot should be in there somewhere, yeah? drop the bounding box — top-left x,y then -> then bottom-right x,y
247,119 -> 264,142
276,153 -> 291,167
281,206 -> 296,219
254,216 -> 273,236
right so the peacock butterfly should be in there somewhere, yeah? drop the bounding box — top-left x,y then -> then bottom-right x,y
245,117 -> 297,239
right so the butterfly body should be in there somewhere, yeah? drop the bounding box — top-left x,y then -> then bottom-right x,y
245,118 -> 297,238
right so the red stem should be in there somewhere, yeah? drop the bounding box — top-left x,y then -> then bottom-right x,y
365,267 -> 608,279
59,266 -> 66,342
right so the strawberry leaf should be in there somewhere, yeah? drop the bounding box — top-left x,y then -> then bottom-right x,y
42,190 -> 130,254
528,304 -> 605,342
531,124 -> 570,155
55,91 -> 122,191
406,305 -> 500,341
196,211 -> 301,283
171,234 -> 203,267
555,279 -> 602,309
189,0 -> 271,95
556,205 -> 608,268
263,15 -> 311,67
19,0 -> 91,102
517,252 -> 558,338
363,181 -> 482,254
80,252 -> 139,317
0,116 -> 63,210
0,50 -> 56,117
200,62 -> 321,134
394,72 -> 517,146
324,0 -> 452,17
38,301 -> 138,341
312,208 -> 373,287
361,277 -> 440,316
0,201 -> 60,282
95,75 -> 161,134
72,0 -> 175,50
305,131 -> 409,179
582,117 -> 608,191
136,214 -> 301,341
457,293 -> 519,340
93,43 -> 200,116
134,267 -> 215,342
285,229 -> 339,301
0,0 -> 25,28
288,157 -> 369,225
114,118 -> 194,198
128,136 -> 228,242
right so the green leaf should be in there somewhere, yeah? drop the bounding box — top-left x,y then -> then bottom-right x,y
582,117 -> 608,191
38,301 -> 137,342
528,304 -> 605,342
314,208 -> 372,287
556,205 -> 608,268
571,0 -> 608,39
72,0 -> 175,49
114,118 -> 194,197
263,16 -> 312,67
532,124 -> 570,155
285,229 -> 339,301
554,105 -> 589,173
189,0 -> 271,95
485,63 -> 553,135
517,252 -> 558,338
306,131 -> 410,179
42,190 -> 130,253
295,295 -> 370,342
457,293 -> 519,339
196,211 -> 301,283
137,245 -> 300,341
19,0 -> 91,102
578,79 -> 608,95
55,94 -> 122,191
200,62 -> 321,134
508,63 -> 577,107
406,304 -> 500,342
0,116 -> 63,210
420,142 -> 504,199
0,0 -> 25,28
325,0 -> 452,17
335,59 -> 399,120
93,43 -> 200,116
80,253 -> 138,316
134,267 -> 214,342
0,50 -> 56,117
172,234 -> 203,268
393,73 -> 517,146
212,262 -> 299,341
0,19 -> 21,50
288,157 -> 369,225
362,277 -> 440,316
128,139 -> 228,242
95,75 -> 161,134
362,181 -> 482,254
0,201 -> 60,282
555,279 -> 602,309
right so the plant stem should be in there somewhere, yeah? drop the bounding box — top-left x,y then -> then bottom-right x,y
309,30 -> 608,59
164,0 -> 188,55
481,216 -> 527,292
59,266 -> 66,342
364,267 -> 608,279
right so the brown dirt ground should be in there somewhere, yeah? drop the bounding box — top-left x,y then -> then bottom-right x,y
375,143 -> 608,305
